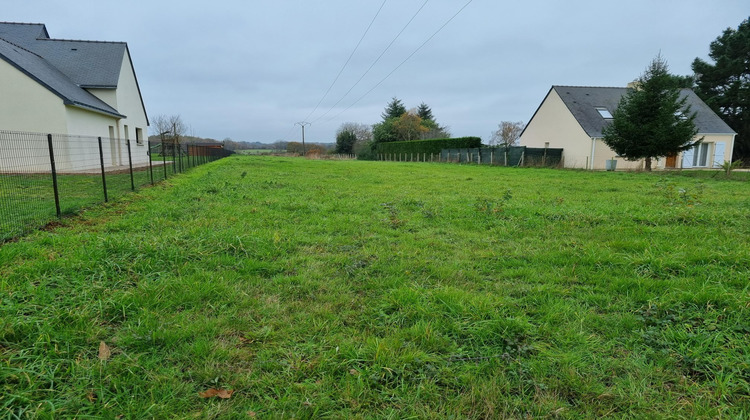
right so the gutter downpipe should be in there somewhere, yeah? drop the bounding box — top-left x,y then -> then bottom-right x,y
590,137 -> 596,170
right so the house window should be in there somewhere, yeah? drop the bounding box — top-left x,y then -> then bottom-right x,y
692,143 -> 709,167
595,107 -> 613,119
136,128 -> 143,145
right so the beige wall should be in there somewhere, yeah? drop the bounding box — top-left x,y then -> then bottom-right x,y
678,134 -> 735,169
580,135 -> 734,171
65,106 -> 119,138
591,139 -> 644,170
114,50 -> 148,164
519,89 -> 593,169
87,88 -> 118,109
0,59 -> 68,134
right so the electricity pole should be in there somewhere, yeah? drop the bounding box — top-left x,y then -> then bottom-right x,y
295,121 -> 310,155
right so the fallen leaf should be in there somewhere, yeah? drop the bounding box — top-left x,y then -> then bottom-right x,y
247,411 -> 257,417
199,388 -> 234,399
98,341 -> 111,361
349,369 -> 359,376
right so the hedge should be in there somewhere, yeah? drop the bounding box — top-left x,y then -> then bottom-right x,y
376,137 -> 482,155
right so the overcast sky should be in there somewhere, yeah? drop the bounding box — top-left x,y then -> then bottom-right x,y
5,1 -> 748,143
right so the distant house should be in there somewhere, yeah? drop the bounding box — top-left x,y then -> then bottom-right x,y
519,86 -> 736,170
0,22 -> 148,170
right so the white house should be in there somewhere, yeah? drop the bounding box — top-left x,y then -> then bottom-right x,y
519,85 -> 736,170
0,22 -> 149,171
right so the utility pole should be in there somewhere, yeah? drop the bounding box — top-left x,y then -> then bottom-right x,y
295,121 -> 311,155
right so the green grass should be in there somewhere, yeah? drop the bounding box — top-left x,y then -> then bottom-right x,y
236,149 -> 280,155
1,156 -> 749,418
0,158 -> 204,242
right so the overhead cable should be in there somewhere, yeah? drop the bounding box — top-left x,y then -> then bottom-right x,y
323,0 -> 474,124
302,0 -> 388,123
310,0 -> 430,123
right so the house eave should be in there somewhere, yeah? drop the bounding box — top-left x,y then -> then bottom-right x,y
66,101 -> 126,119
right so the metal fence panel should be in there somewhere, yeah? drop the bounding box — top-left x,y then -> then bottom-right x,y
0,130 -> 233,242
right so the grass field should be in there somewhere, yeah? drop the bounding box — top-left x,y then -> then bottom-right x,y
236,149 -> 280,155
1,156 -> 749,418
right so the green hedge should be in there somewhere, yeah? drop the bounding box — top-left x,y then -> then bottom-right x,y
376,137 -> 482,155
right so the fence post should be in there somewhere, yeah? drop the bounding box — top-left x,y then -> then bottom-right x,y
97,137 -> 109,202
162,140 -> 167,179
46,134 -> 61,218
127,139 -> 135,191
172,140 -> 177,174
178,143 -> 183,173
148,140 -> 154,185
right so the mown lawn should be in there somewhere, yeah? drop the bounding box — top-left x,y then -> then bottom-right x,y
1,156 -> 748,418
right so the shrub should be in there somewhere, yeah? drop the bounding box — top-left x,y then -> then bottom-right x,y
377,137 -> 481,156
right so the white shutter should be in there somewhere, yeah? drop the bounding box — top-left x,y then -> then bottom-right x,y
712,142 -> 726,168
682,147 -> 695,168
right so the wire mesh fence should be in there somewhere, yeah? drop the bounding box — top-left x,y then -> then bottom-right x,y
378,146 -> 564,167
0,130 -> 233,242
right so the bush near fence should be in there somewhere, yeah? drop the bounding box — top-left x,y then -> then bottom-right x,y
0,130 -> 233,242
377,137 -> 482,155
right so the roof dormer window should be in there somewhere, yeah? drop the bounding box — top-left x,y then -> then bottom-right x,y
595,107 -> 613,119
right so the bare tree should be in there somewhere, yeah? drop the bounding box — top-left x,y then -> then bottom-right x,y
490,121 -> 524,147
337,122 -> 372,143
151,114 -> 187,138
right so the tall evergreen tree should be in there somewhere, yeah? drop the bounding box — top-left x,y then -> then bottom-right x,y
416,102 -> 434,122
692,17 -> 750,163
602,55 -> 700,171
380,97 -> 406,121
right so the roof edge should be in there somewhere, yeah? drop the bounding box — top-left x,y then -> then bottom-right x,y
68,101 -> 126,119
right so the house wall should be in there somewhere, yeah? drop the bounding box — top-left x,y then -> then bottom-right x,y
114,50 -> 148,165
519,89 -> 593,169
583,135 -> 734,171
591,139 -> 645,170
678,134 -> 735,169
87,88 -> 118,109
0,58 -> 68,134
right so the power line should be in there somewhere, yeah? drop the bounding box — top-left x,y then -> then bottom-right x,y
310,0 -> 430,124
323,0 -> 474,124
302,0 -> 388,123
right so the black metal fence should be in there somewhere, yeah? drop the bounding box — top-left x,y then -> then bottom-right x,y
379,146 -> 564,167
0,130 -> 233,242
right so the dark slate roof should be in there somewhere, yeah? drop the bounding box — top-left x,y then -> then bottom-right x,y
0,38 -> 124,117
0,22 -> 124,88
30,39 -> 126,88
0,22 -> 49,43
553,86 -> 736,137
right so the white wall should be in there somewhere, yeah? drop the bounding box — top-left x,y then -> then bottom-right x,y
114,49 -> 149,165
0,58 -> 68,134
519,89 -> 593,169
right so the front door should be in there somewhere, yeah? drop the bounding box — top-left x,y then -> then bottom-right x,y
665,154 -> 677,168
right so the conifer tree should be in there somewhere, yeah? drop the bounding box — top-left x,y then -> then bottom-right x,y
380,97 -> 406,120
417,102 -> 434,122
692,17 -> 750,162
602,55 -> 699,171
